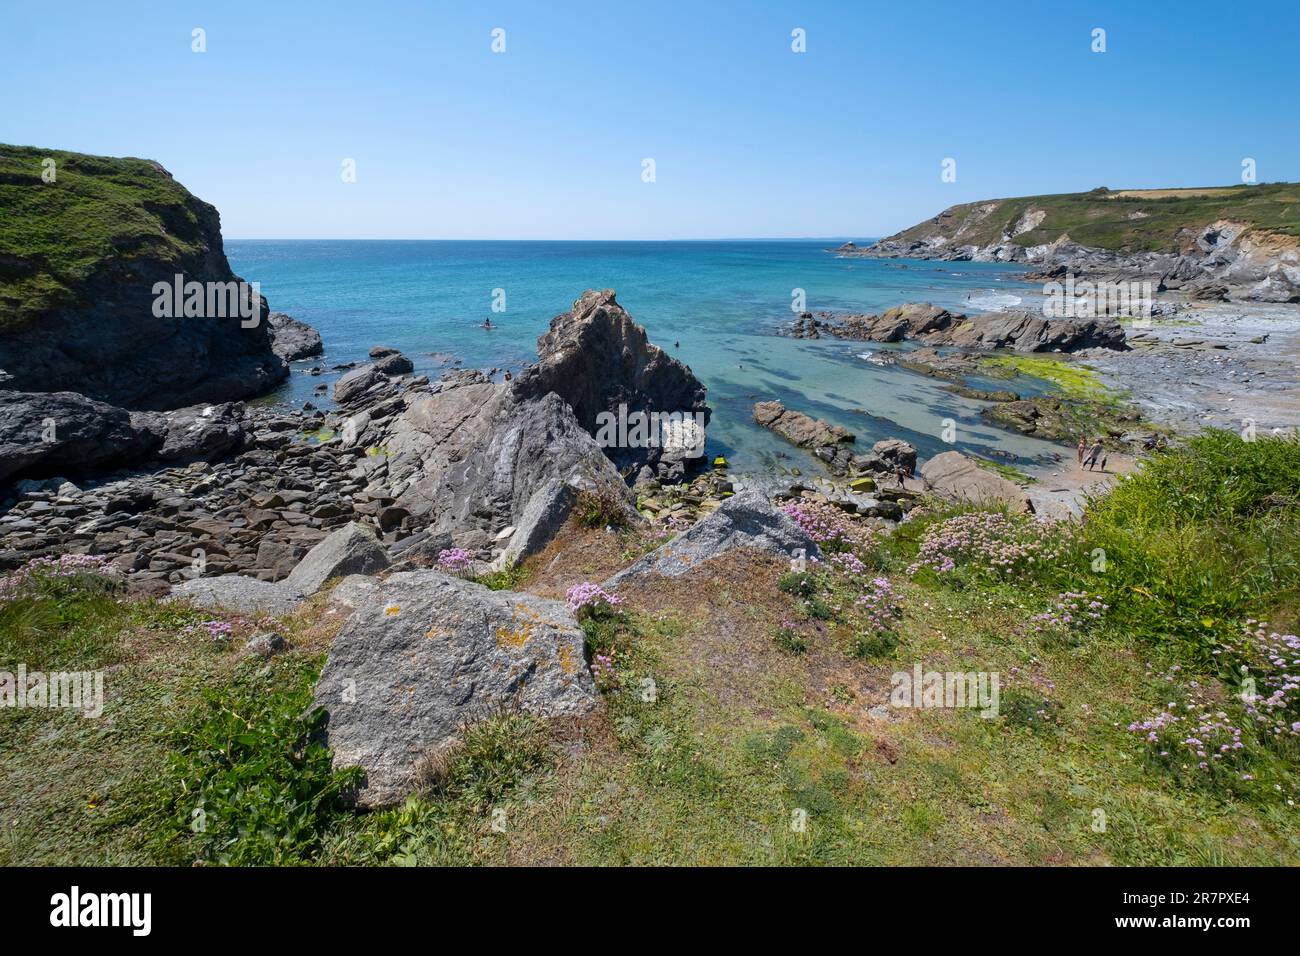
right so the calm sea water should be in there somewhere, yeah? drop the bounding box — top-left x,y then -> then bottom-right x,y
225,239 -> 1062,474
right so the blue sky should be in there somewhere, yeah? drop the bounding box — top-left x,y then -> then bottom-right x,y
3,0 -> 1297,239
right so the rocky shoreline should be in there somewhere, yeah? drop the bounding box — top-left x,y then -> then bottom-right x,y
0,290 -> 715,590
833,184 -> 1300,304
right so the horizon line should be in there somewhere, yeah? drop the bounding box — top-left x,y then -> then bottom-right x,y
223,236 -> 883,243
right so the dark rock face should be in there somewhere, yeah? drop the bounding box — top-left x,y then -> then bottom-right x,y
514,289 -> 710,477
312,570 -> 597,807
0,156 -> 287,409
268,312 -> 323,361
0,390 -> 246,483
794,302 -> 1125,353
0,391 -> 159,482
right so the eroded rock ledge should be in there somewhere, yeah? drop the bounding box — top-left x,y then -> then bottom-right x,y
791,302 -> 1126,353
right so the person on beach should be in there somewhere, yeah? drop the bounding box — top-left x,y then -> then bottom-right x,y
1076,437 -> 1086,466
1083,440 -> 1104,471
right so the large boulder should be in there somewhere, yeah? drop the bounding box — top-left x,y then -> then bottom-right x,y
268,312 -> 323,361
372,351 -> 413,376
830,303 -> 959,342
147,403 -> 246,462
514,289 -> 710,476
312,570 -> 597,807
920,451 -> 1035,513
332,364 -> 383,404
867,438 -> 918,476
0,390 -> 246,483
0,390 -> 159,482
606,490 -> 820,587
167,575 -> 303,617
0,145 -> 288,409
379,372 -> 636,560
282,522 -> 389,593
171,521 -> 390,613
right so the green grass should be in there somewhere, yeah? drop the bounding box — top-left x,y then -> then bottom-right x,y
0,143 -> 215,329
1055,430 -> 1300,664
473,561 -> 532,591
154,656 -> 360,866
881,182 -> 1300,253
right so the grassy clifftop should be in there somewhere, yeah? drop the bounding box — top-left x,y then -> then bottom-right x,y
879,182 -> 1300,254
0,144 -> 218,329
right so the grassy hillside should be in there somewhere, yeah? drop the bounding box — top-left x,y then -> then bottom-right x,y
881,182 -> 1300,254
4,430 -> 1298,866
0,144 -> 215,329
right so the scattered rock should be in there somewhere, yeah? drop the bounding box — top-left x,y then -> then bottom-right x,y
244,631 -> 289,657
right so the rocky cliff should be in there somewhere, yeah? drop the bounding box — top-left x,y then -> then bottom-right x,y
0,144 -> 289,407
849,184 -> 1300,303
515,289 -> 711,479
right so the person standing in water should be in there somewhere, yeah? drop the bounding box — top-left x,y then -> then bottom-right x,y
1076,437 -> 1086,466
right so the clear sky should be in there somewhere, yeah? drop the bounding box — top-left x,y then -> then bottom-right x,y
3,0 -> 1297,239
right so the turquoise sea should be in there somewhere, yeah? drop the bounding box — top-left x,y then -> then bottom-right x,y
225,240 -> 1063,475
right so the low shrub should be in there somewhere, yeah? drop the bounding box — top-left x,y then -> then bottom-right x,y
575,484 -> 630,529
774,625 -> 809,655
164,657 -> 360,866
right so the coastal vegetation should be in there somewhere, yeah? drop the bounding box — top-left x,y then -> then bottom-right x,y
0,145 -> 213,330
877,182 -> 1300,254
5,430 -> 1296,865
981,353 -> 1113,402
